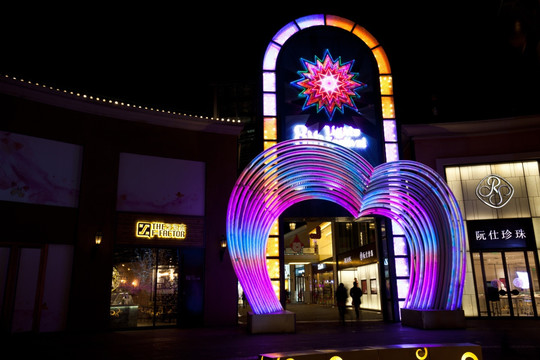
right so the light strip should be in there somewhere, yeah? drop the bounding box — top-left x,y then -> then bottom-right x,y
295,14 -> 325,29
227,140 -> 466,314
325,14 -> 355,32
272,21 -> 299,45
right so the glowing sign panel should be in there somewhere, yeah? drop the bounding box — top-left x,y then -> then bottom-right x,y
291,49 -> 366,120
467,218 -> 534,250
136,221 -> 186,239
293,124 -> 367,149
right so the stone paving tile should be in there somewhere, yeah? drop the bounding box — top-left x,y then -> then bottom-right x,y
2,305 -> 540,360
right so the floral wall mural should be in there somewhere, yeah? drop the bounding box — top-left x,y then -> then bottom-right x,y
0,131 -> 82,207
116,153 -> 205,216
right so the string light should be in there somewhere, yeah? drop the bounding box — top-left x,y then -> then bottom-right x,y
1,74 -> 242,124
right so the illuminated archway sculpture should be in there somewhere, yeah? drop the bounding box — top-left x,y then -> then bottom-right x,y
227,139 -> 466,315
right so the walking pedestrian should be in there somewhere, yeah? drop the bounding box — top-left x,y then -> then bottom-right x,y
336,283 -> 348,323
350,281 -> 363,320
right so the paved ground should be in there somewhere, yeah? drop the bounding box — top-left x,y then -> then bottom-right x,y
3,304 -> 540,359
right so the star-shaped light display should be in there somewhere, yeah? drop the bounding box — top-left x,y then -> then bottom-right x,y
292,49 -> 366,120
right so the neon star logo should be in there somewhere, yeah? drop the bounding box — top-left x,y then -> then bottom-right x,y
292,49 -> 366,120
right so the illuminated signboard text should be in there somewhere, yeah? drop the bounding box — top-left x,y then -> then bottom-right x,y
359,249 -> 375,261
475,229 -> 526,241
136,221 -> 186,239
467,218 -> 534,250
293,124 -> 367,149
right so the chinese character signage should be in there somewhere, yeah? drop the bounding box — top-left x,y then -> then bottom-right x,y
467,218 -> 534,250
338,242 -> 377,268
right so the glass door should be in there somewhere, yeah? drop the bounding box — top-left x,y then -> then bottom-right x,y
481,252 -> 510,316
505,252 -> 536,317
474,250 -> 539,317
155,249 -> 179,326
472,253 -> 488,316
110,247 -> 179,328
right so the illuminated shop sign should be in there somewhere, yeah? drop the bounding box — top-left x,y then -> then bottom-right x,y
475,174 -> 514,209
467,218 -> 534,250
136,221 -> 186,240
359,249 -> 375,261
338,243 -> 377,268
293,124 -> 367,149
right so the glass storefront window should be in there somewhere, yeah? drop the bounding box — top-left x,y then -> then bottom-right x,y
393,236 -> 408,256
395,258 -> 409,277
473,250 -> 540,318
110,247 -> 179,328
396,279 -> 409,299
312,269 -> 334,306
472,253 -> 488,316
527,251 -> 540,316
505,252 -> 533,317
482,252 -> 510,316
335,220 -> 376,254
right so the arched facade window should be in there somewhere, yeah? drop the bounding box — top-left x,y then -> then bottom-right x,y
262,14 -> 398,162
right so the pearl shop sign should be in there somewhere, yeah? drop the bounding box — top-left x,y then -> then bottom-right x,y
475,174 -> 514,208
467,218 -> 534,250
136,221 -> 186,240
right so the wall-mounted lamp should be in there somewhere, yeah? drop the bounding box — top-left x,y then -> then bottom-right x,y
289,222 -> 296,231
220,235 -> 227,261
95,231 -> 103,245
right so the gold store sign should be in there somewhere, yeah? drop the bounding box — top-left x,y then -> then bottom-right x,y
136,221 -> 187,239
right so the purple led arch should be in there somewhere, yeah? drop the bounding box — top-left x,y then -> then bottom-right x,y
226,140 -> 466,314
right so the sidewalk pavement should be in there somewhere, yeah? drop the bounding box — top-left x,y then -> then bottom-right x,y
3,305 -> 540,360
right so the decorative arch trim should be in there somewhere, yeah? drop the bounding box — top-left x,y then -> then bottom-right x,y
261,14 -> 397,161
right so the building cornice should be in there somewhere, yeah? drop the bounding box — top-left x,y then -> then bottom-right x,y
1,75 -> 244,136
401,114 -> 540,140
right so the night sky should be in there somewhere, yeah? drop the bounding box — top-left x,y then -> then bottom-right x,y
2,2 -> 539,124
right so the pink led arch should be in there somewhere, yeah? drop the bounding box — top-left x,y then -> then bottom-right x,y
227,140 -> 466,314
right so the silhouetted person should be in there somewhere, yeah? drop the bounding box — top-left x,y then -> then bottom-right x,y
336,283 -> 348,323
350,281 -> 363,319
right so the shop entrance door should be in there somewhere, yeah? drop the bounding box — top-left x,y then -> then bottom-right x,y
110,247 -> 180,328
473,251 -> 539,317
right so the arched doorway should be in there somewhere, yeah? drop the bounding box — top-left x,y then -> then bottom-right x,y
281,214 -> 384,322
